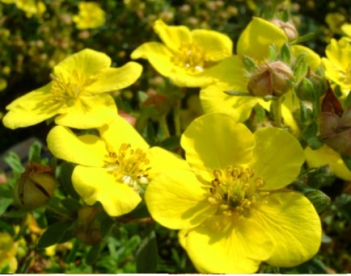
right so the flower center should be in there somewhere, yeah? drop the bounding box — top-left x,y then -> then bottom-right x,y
49,70 -> 94,106
207,166 -> 269,218
106,143 -> 151,193
172,43 -> 208,73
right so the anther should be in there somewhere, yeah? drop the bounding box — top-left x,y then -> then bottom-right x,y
219,204 -> 229,210
259,191 -> 270,197
208,197 -> 218,205
213,169 -> 222,179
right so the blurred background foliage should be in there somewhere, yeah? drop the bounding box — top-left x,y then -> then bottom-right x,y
1,0 -> 351,273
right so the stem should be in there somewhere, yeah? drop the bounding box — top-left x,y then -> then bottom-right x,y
272,98 -> 283,128
173,100 -> 181,136
159,115 -> 170,139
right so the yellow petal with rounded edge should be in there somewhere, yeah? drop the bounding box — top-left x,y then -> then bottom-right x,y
305,144 -> 351,181
131,42 -> 174,77
54,48 -> 111,79
342,23 -> 351,37
237,17 -> 287,59
99,115 -> 149,153
153,19 -> 191,52
251,127 -> 304,190
3,83 -> 57,129
145,169 -> 216,230
191,30 -> 232,61
181,113 -> 255,178
87,62 -> 142,93
72,166 -> 141,217
147,146 -> 189,179
131,42 -> 212,87
47,126 -> 106,167
54,93 -> 118,129
185,215 -> 273,273
291,45 -> 321,70
253,191 -> 321,267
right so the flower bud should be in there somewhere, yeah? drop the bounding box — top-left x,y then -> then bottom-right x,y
14,163 -> 56,210
270,19 -> 299,41
320,108 -> 351,156
247,61 -> 294,97
74,207 -> 102,246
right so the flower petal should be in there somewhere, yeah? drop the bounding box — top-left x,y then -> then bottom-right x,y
145,169 -> 216,230
153,19 -> 191,51
252,191 -> 321,267
147,146 -> 189,179
181,113 -> 255,177
54,93 -> 118,129
47,126 -> 106,167
305,144 -> 351,181
131,42 -> 174,77
54,48 -> 111,78
237,17 -> 287,59
99,115 -> 149,153
73,166 -> 141,216
291,45 -> 321,70
191,29 -> 233,61
251,127 -> 304,190
3,84 -> 57,129
87,62 -> 142,93
185,215 -> 273,273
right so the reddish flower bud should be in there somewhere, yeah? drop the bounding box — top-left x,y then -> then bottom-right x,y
247,61 -> 294,97
270,19 -> 299,41
14,163 -> 56,210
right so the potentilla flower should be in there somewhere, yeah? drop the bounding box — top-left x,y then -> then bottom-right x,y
1,0 -> 46,18
3,49 -> 142,129
47,115 -> 187,217
322,37 -> 351,96
145,112 -> 321,273
200,17 -> 321,123
131,19 -> 233,87
73,2 -> 106,29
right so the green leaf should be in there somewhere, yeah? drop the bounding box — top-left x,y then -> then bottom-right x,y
279,43 -> 292,65
296,78 -> 315,102
3,152 -> 24,175
37,220 -> 73,249
223,90 -> 251,96
253,104 -> 266,124
28,141 -> 42,163
289,32 -> 316,45
86,244 -> 101,265
58,162 -> 80,199
300,166 -> 335,189
267,44 -> 277,61
0,198 -> 12,216
293,183 -> 330,213
341,154 -> 351,172
0,184 -> 14,199
61,198 -> 82,213
136,225 -> 158,273
293,54 -> 308,83
242,55 -> 259,73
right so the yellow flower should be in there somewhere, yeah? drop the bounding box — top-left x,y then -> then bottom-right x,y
325,13 -> 346,35
47,115 -> 188,217
73,2 -> 106,29
200,17 -> 320,123
145,113 -> 321,273
305,145 -> 351,181
1,0 -> 46,17
0,232 -> 17,273
322,37 -> 351,96
3,49 -> 142,129
342,23 -> 351,37
131,19 -> 233,87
